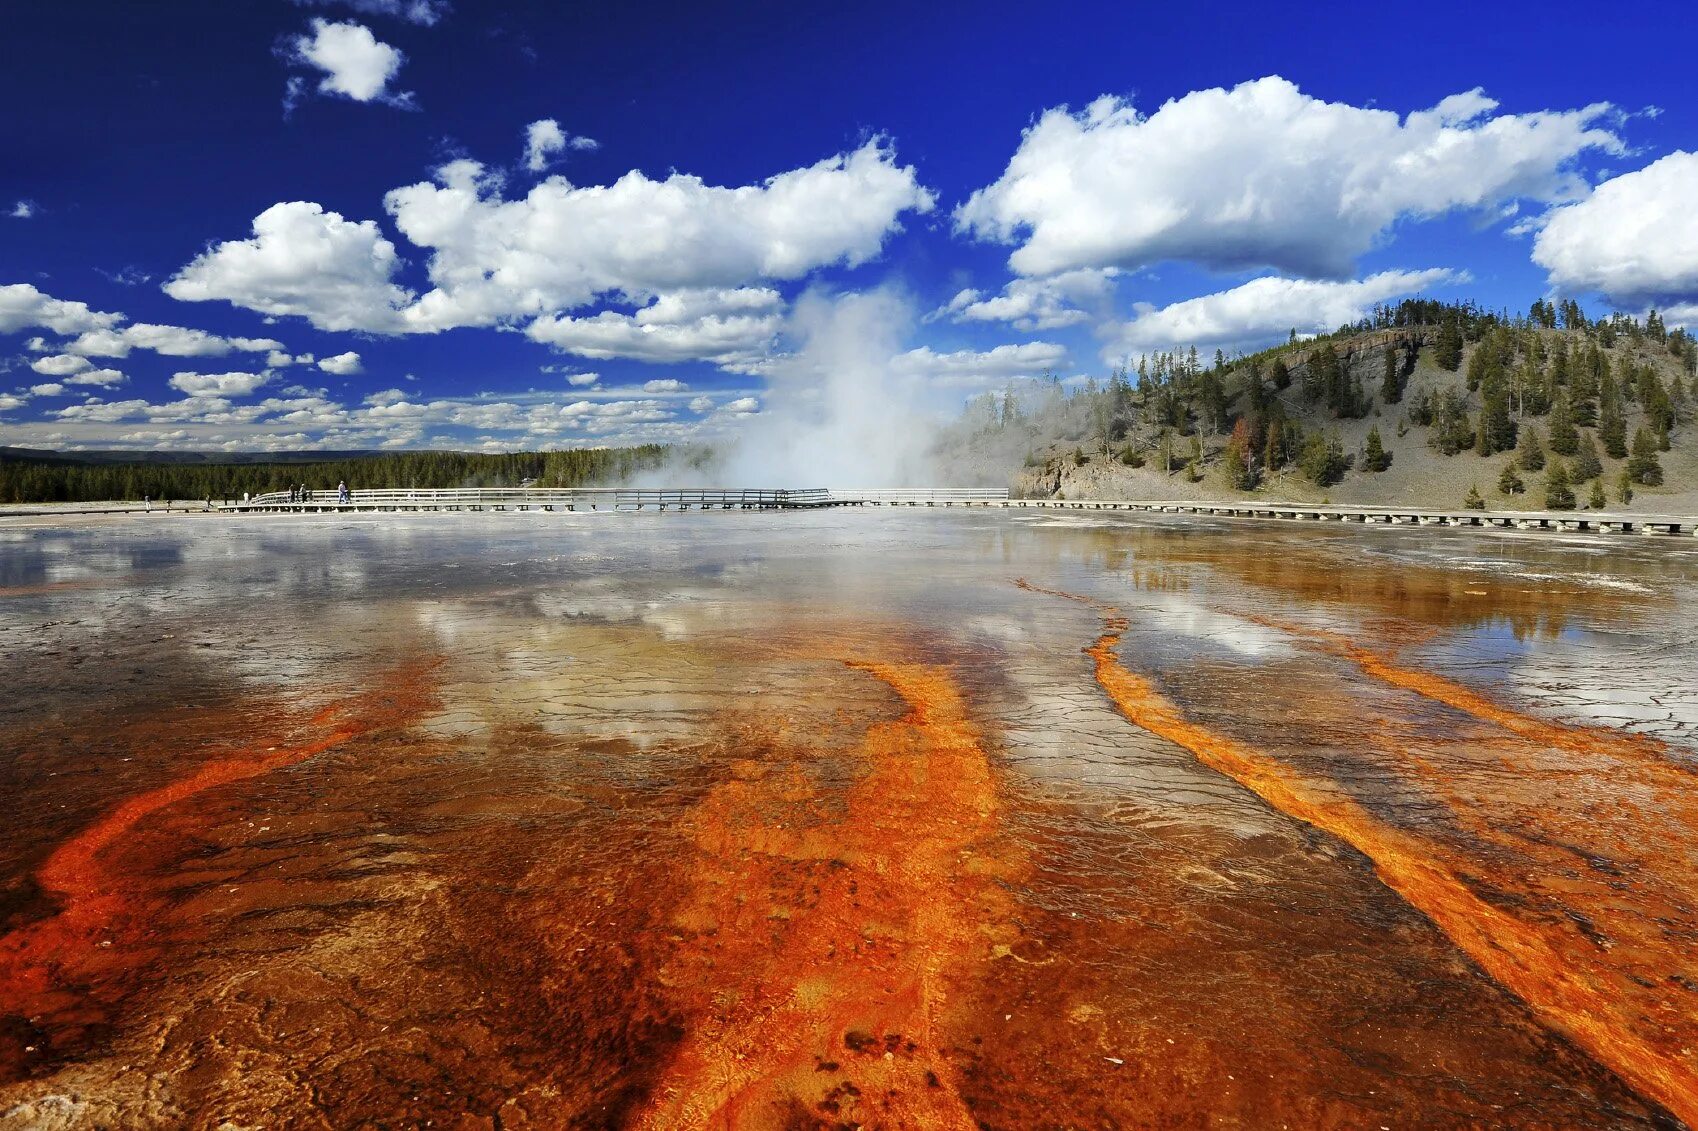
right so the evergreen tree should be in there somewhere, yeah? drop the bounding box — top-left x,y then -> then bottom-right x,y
1363,426 -> 1391,472
1571,345 -> 1601,426
1475,380 -> 1516,456
1598,373 -> 1628,457
1299,432 -> 1350,486
1617,469 -> 1635,505
1588,479 -> 1607,509
1627,427 -> 1665,486
1434,317 -> 1464,371
1516,425 -> 1546,472
1427,388 -> 1474,456
1269,356 -> 1292,390
1547,391 -> 1579,455
1464,484 -> 1486,510
1381,345 -> 1403,405
1574,434 -> 1603,482
1543,461 -> 1576,510
1262,413 -> 1290,473
1497,463 -> 1524,496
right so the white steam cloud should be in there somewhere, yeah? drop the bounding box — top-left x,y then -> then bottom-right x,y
708,288 -> 949,488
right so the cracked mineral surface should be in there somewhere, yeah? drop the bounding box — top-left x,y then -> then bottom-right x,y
1,509 -> 1695,1128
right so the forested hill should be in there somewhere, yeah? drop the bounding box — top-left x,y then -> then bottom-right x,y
0,445 -> 668,504
940,299 -> 1698,512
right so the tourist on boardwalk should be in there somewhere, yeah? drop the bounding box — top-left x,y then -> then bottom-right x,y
337,480 -> 350,504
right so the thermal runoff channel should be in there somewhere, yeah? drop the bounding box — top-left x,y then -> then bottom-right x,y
1,510 -> 1695,1128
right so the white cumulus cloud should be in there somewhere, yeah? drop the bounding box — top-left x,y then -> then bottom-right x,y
64,323 -> 283,359
527,288 -> 784,367
935,268 -> 1118,331
894,341 -> 1070,389
64,368 -> 128,387
1532,151 -> 1698,313
9,201 -> 36,219
389,139 -> 934,332
318,350 -> 364,375
957,77 -> 1622,279
165,201 -> 414,332
167,371 -> 273,397
1106,268 -> 1463,356
522,119 -> 597,173
285,19 -> 412,107
31,354 -> 94,377
0,283 -> 122,336
163,139 -> 932,353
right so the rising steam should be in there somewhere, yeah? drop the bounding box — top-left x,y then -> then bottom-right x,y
701,287 -> 952,488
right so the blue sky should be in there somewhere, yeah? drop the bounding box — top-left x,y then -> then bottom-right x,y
3,0 -> 1696,453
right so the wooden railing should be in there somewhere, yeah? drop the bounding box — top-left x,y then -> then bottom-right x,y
219,488 -> 1695,535
237,487 -> 834,509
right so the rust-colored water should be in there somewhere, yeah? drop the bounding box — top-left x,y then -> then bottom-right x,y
0,512 -> 1692,1127
1015,576 -> 1698,1128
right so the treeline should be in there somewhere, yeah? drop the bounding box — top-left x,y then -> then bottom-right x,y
959,297 -> 1695,494
0,445 -> 669,504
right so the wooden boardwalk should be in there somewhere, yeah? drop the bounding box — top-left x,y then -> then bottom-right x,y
214,486 -> 1698,537
986,498 -> 1698,536
229,487 -> 845,512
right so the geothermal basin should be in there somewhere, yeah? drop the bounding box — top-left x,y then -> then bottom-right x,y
2,508 -> 1697,1128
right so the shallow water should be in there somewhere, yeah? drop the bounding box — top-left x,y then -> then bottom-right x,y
2,510 -> 1696,1128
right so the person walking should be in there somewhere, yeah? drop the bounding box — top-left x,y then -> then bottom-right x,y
337,480 -> 349,504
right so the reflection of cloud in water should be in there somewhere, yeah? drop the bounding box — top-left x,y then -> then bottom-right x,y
1419,622 -> 1698,748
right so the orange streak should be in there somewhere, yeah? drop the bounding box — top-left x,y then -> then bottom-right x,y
633,659 -> 997,1129
0,661 -> 439,1043
1016,579 -> 1698,1127
1243,612 -> 1681,769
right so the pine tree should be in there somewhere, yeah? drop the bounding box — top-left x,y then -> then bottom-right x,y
1544,461 -> 1576,510
1516,425 -> 1546,472
1617,469 -> 1635,505
1574,434 -> 1604,482
1497,463 -> 1524,496
1627,427 -> 1664,486
1475,381 -> 1516,456
1434,317 -> 1464,371
1299,432 -> 1350,486
1363,426 -> 1391,472
1588,479 -> 1607,509
1381,345 -> 1403,405
1599,374 -> 1628,457
1572,345 -> 1601,426
1464,484 -> 1486,510
1547,391 -> 1578,455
